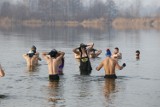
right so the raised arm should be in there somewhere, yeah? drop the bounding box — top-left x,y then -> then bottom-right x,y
35,52 -> 41,61
42,52 -> 49,61
0,64 -> 5,77
86,42 -> 94,50
23,54 -> 28,60
57,51 -> 65,61
73,47 -> 80,54
96,61 -> 104,71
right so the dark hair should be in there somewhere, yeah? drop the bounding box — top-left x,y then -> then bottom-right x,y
136,50 -> 140,54
48,49 -> 58,58
80,43 -> 87,49
115,47 -> 119,50
31,45 -> 37,53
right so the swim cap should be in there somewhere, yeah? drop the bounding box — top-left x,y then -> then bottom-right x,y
27,50 -> 35,58
48,49 -> 58,58
105,49 -> 112,57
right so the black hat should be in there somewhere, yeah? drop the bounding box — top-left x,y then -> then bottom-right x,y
80,43 -> 87,48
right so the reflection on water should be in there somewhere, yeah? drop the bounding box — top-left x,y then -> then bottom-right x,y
0,95 -> 8,99
103,79 -> 116,99
47,81 -> 65,107
0,26 -> 160,107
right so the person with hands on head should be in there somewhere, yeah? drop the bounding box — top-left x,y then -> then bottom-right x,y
0,64 -> 5,77
88,43 -> 102,58
73,43 -> 93,75
31,45 -> 41,64
74,42 -> 94,59
23,49 -> 39,67
42,49 -> 65,82
96,49 -> 126,79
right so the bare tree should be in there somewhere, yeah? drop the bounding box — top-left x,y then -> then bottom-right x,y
0,1 -> 12,17
105,0 -> 118,23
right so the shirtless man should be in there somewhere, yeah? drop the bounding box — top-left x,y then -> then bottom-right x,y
0,64 -> 5,77
42,49 -> 65,82
96,49 -> 126,79
23,51 -> 38,71
112,47 -> 122,59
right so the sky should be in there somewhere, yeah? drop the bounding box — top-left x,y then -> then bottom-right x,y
80,0 -> 160,8
2,0 -> 160,9
5,0 -> 160,7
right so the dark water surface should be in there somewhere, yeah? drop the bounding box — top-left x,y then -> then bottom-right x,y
0,26 -> 160,107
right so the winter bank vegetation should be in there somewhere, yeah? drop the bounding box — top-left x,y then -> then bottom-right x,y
1,0 -> 160,29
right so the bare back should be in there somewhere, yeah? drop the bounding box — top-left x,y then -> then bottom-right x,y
96,57 -> 123,75
103,57 -> 117,75
23,54 -> 37,66
42,52 -> 65,75
46,58 -> 62,75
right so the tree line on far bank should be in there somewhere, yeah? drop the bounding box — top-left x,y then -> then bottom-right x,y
0,0 -> 160,23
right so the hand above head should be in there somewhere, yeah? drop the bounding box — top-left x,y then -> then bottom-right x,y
77,47 -> 80,50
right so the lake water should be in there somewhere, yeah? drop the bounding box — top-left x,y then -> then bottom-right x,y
0,26 -> 160,107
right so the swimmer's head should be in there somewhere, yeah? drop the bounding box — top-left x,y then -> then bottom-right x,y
114,47 -> 119,54
80,43 -> 87,49
31,45 -> 37,53
106,49 -> 112,57
48,49 -> 58,58
136,50 -> 140,54
27,50 -> 35,58
136,50 -> 140,57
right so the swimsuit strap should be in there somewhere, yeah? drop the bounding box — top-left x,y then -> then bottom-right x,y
80,49 -> 89,59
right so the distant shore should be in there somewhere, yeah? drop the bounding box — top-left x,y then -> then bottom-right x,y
112,18 -> 160,30
1,17 -> 160,30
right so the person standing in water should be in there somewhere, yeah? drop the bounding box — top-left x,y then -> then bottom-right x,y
23,50 -> 39,68
31,45 -> 41,64
42,49 -> 65,82
58,57 -> 64,75
136,50 -> 140,60
73,43 -> 93,75
0,64 -> 5,77
88,46 -> 102,58
112,47 -> 122,59
96,49 -> 126,79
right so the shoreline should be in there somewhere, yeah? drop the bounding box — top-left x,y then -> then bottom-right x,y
1,17 -> 160,30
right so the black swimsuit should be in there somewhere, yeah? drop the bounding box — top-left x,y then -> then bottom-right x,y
79,50 -> 92,75
49,74 -> 59,82
104,74 -> 117,79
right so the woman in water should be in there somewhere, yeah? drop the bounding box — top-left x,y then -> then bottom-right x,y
73,43 -> 93,75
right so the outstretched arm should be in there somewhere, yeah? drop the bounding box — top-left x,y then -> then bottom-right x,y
0,64 -> 5,77
96,61 -> 104,71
